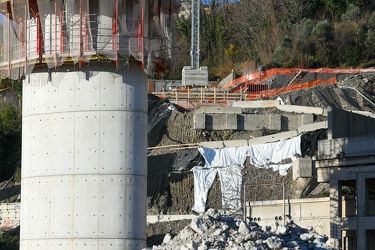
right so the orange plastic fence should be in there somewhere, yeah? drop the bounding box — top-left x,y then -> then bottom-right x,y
247,76 -> 337,100
222,67 -> 375,89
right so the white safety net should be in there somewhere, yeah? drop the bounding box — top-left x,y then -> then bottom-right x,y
0,0 -> 178,79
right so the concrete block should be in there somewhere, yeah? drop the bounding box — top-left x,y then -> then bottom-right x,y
282,114 -> 314,131
195,106 -> 242,114
317,168 -> 331,183
199,140 -> 248,148
243,114 -> 269,130
230,100 -> 280,108
194,113 -> 206,129
276,105 -> 325,115
293,158 -> 313,180
226,113 -> 237,129
209,114 -> 226,130
281,115 -> 296,131
301,114 -> 314,125
199,141 -> 225,148
248,130 -> 298,145
269,114 -> 281,130
223,140 -> 248,147
298,121 -> 327,134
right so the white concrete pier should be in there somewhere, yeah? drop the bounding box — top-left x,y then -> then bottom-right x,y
21,62 -> 147,249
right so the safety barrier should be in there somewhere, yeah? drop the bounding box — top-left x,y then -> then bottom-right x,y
223,68 -> 375,97
247,76 -> 338,100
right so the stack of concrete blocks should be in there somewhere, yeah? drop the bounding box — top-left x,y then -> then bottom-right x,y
193,106 -> 315,131
0,203 -> 20,229
182,66 -> 208,86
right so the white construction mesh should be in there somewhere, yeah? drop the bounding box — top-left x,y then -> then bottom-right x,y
0,0 -> 178,79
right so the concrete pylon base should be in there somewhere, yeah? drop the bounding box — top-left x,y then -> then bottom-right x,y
20,62 -> 147,249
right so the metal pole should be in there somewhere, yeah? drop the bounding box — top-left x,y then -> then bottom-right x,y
214,87 -> 216,106
243,184 -> 246,221
283,182 -> 286,226
188,88 -> 190,109
200,86 -> 203,105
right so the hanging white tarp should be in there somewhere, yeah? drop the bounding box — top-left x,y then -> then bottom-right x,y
192,167 -> 218,213
192,135 -> 302,213
248,135 -> 301,175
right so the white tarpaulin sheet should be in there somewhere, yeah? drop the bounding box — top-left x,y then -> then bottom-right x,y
198,146 -> 249,168
248,135 -> 301,175
191,167 -> 218,213
192,135 -> 302,213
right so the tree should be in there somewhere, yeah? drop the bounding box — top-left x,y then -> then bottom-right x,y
0,105 -> 22,181
311,20 -> 334,66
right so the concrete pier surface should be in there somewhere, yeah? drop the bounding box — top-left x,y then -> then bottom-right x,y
21,62 -> 148,249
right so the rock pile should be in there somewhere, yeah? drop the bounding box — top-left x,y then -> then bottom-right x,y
148,209 -> 331,250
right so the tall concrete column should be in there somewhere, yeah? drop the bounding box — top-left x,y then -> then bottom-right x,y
20,62 -> 147,249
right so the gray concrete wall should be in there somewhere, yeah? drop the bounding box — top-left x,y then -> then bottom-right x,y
246,197 -> 330,236
218,71 -> 235,88
317,134 -> 375,160
328,106 -> 375,139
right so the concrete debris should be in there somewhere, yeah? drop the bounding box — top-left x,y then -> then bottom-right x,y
146,209 -> 332,250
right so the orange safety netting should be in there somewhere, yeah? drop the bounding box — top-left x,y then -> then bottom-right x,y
247,76 -> 337,100
223,67 -> 375,90
0,0 -> 179,79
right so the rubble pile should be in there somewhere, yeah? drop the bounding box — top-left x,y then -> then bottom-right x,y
149,209 -> 331,250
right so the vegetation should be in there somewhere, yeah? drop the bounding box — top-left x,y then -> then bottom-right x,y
0,231 -> 19,250
169,0 -> 375,80
0,104 -> 22,183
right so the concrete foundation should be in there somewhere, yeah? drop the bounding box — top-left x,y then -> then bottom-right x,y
20,62 -> 147,249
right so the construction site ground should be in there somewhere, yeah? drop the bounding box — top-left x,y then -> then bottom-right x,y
146,72 -> 375,247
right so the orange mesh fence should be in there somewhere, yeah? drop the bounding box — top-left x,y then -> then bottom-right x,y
222,67 -> 375,90
247,76 -> 337,100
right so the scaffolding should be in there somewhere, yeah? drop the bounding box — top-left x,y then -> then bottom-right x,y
0,0 -> 179,79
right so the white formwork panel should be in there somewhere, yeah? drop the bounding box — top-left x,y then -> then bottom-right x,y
122,112 -> 148,175
21,116 -> 32,178
20,178 -> 30,241
97,111 -> 147,175
73,112 -> 101,174
26,112 -> 75,177
21,239 -> 50,250
72,72 -> 102,111
49,175 -> 74,238
72,175 -> 100,238
27,113 -> 74,176
48,112 -> 76,175
27,176 -> 51,239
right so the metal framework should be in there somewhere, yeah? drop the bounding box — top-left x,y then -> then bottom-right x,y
190,0 -> 200,69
